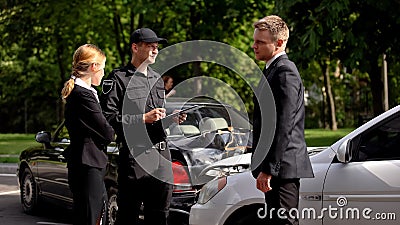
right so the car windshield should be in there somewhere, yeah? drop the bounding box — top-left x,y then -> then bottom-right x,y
164,98 -> 253,170
165,98 -> 252,135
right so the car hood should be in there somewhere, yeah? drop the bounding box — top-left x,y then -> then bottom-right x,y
199,153 -> 252,176
199,147 -> 327,176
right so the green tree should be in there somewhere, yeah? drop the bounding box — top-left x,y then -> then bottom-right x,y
278,0 -> 400,120
0,0 -> 115,132
0,0 -> 276,132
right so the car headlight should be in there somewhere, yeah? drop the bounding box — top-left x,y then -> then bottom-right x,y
197,176 -> 227,204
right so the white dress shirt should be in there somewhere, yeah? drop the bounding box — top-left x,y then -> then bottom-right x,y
75,78 -> 99,103
265,51 -> 286,70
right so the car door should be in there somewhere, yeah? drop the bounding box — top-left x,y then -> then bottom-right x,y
322,113 -> 400,224
36,123 -> 72,203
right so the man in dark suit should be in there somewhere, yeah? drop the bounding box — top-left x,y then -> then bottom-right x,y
251,15 -> 314,225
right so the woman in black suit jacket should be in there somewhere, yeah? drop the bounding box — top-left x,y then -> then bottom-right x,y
61,44 -> 115,225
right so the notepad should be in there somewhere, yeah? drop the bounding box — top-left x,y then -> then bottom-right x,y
162,105 -> 203,120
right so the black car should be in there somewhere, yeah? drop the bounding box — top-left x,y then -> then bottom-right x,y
17,97 -> 253,225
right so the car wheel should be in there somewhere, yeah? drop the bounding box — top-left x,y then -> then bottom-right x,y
106,187 -> 118,225
224,204 -> 267,225
20,167 -> 39,214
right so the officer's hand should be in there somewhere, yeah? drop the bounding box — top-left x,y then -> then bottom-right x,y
144,108 -> 166,123
172,110 -> 187,124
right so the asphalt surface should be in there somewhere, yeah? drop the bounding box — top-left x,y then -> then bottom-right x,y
0,163 -> 18,174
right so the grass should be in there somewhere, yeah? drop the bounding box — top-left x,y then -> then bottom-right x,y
0,133 -> 38,163
0,133 -> 37,154
0,157 -> 20,163
305,128 -> 354,147
0,128 -> 354,163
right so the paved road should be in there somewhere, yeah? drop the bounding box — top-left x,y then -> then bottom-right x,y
0,169 -> 72,225
0,163 -> 18,174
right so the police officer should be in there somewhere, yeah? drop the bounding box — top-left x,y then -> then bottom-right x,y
100,28 -> 181,225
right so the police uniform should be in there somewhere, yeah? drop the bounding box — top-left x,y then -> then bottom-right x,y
100,62 -> 173,225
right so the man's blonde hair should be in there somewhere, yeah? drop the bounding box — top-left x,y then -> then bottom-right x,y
253,15 -> 289,43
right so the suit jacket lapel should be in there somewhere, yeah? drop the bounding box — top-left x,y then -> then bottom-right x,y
263,67 -> 273,82
265,54 -> 288,82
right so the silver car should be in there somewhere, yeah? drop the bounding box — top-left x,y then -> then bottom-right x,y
190,105 -> 400,225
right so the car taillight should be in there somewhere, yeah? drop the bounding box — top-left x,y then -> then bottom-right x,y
172,161 -> 193,192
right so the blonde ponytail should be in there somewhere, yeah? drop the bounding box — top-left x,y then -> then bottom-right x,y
61,76 -> 76,100
61,44 -> 105,101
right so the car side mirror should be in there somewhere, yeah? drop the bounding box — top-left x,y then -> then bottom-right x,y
337,139 -> 352,163
36,131 -> 51,144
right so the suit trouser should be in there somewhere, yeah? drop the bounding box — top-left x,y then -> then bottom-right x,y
68,164 -> 107,225
115,147 -> 173,225
264,177 -> 300,225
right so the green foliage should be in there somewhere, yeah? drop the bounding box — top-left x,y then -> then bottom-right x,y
2,0 -> 400,133
0,0 -> 276,132
278,0 -> 400,116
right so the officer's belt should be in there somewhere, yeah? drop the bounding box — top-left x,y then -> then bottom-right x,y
152,141 -> 166,151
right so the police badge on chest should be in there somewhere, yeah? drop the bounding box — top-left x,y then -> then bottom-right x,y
102,80 -> 114,94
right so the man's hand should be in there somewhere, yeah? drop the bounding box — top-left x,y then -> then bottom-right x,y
143,108 -> 166,123
256,172 -> 272,193
172,110 -> 187,124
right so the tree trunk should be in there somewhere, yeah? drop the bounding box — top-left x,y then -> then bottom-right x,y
56,36 -> 66,123
368,56 -> 384,116
322,60 -> 337,130
112,9 -> 125,66
189,5 -> 202,95
193,62 -> 202,95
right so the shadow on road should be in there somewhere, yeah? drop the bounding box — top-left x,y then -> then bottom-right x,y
29,202 -> 74,224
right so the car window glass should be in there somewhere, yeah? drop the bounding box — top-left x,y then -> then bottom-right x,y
53,123 -> 70,143
198,106 -> 231,125
165,102 -> 252,154
166,105 -> 250,134
180,111 -> 200,127
355,113 -> 400,161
